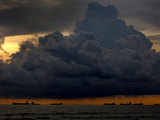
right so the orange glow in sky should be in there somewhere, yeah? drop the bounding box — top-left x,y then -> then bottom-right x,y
1,95 -> 160,105
142,30 -> 160,52
0,32 -> 71,60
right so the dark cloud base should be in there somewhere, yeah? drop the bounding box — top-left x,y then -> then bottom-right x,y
0,2 -> 159,98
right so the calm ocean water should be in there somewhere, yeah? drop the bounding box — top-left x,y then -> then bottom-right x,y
0,105 -> 159,120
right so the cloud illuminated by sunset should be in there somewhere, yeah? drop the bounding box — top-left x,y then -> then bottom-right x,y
0,32 -> 71,60
0,29 -> 160,61
0,30 -> 160,61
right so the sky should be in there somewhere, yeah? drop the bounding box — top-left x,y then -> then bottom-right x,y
0,0 -> 159,36
0,0 -> 160,58
0,0 -> 160,99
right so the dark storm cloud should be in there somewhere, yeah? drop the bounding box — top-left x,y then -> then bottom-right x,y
0,0 -> 90,36
0,2 -> 159,98
0,0 -> 160,36
99,0 -> 160,30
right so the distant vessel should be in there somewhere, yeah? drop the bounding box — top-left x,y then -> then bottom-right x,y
132,103 -> 144,106
104,103 -> 116,105
12,102 -> 29,105
120,102 -> 132,105
119,102 -> 144,106
154,104 -> 160,106
49,103 -> 63,105
31,101 -> 40,105
12,101 -> 40,105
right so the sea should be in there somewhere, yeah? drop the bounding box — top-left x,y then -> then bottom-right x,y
0,105 -> 159,120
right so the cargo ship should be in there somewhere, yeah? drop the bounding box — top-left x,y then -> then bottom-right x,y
49,103 -> 63,105
104,103 -> 116,105
12,101 -> 40,105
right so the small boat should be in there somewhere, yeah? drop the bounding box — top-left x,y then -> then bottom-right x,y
49,103 -> 63,105
133,103 -> 144,106
12,101 -> 30,105
12,102 -> 29,105
154,104 -> 160,106
31,102 -> 40,105
104,103 -> 116,105
120,102 -> 132,105
12,101 -> 40,105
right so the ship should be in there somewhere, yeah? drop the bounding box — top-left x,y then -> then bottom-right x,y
154,104 -> 160,106
12,101 -> 40,105
49,103 -> 63,105
120,102 -> 132,105
132,103 -> 144,106
104,102 -> 116,105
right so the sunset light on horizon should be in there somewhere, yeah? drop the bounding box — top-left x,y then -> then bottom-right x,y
0,95 -> 160,105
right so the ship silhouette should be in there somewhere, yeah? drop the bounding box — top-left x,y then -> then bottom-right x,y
104,102 -> 116,105
132,103 -> 144,105
49,103 -> 63,105
12,101 -> 40,105
119,102 -> 144,106
120,102 -> 132,105
104,102 -> 144,106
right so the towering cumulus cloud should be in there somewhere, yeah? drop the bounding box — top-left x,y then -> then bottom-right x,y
0,2 -> 159,98
75,2 -> 152,50
1,0 -> 160,36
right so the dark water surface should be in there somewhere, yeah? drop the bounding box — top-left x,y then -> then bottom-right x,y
0,105 -> 160,120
